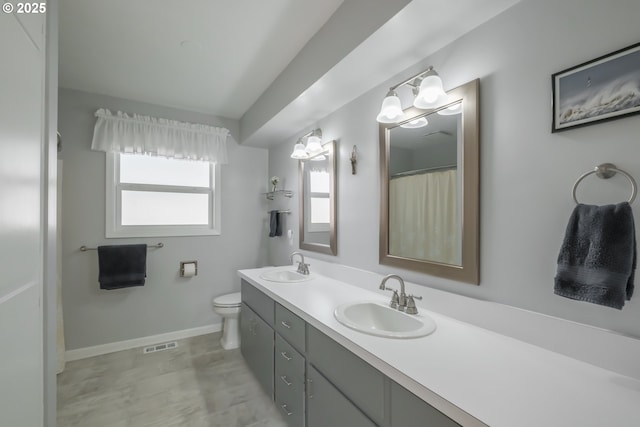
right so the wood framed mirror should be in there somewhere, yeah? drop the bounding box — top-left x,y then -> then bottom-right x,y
299,140 -> 337,255
379,79 -> 479,284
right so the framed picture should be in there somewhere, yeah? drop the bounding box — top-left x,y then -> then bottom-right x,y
552,42 -> 640,132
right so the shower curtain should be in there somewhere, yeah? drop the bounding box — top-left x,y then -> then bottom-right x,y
389,169 -> 460,265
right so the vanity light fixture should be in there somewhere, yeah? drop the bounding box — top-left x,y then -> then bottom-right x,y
376,66 -> 447,124
290,128 -> 324,160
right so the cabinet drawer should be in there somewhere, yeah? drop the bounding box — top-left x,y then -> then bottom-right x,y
275,378 -> 305,427
307,326 -> 385,425
275,303 -> 306,352
391,381 -> 460,427
306,365 -> 376,427
275,334 -> 305,380
241,280 -> 274,327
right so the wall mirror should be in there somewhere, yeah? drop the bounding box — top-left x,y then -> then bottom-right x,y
299,140 -> 337,255
379,79 -> 479,284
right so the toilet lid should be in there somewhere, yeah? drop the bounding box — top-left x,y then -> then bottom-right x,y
213,292 -> 241,307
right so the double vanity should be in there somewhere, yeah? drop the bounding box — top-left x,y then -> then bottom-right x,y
238,263 -> 640,427
239,268 -> 460,427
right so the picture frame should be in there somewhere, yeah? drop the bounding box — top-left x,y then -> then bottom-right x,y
551,42 -> 640,132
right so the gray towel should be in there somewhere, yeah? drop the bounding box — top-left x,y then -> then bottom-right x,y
554,202 -> 636,309
98,244 -> 147,290
269,210 -> 281,237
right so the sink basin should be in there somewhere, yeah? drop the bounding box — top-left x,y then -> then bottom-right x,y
259,269 -> 314,283
334,301 -> 436,338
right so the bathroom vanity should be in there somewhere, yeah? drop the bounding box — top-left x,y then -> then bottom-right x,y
240,278 -> 459,427
238,265 -> 640,427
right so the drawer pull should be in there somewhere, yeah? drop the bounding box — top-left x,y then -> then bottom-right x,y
280,404 -> 293,416
280,351 -> 292,361
280,320 -> 292,329
280,375 -> 292,386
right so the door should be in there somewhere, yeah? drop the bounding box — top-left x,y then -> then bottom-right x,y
0,10 -> 46,427
240,303 -> 274,399
306,365 -> 376,427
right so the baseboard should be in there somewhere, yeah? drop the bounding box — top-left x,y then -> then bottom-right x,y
65,323 -> 222,362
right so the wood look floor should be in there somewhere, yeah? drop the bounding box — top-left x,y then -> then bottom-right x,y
57,333 -> 287,427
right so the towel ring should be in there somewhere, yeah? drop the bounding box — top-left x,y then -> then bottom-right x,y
572,163 -> 637,205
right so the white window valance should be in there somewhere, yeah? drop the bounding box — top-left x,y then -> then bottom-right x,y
91,109 -> 230,164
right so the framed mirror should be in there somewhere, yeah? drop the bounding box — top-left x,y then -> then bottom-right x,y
299,140 -> 337,255
379,79 -> 479,284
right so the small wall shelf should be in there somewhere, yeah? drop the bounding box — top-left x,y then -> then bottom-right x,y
263,189 -> 293,200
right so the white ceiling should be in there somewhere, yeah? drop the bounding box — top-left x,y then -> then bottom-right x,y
59,0 -> 520,146
59,0 -> 344,119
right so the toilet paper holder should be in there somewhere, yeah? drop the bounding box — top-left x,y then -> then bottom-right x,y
180,261 -> 198,277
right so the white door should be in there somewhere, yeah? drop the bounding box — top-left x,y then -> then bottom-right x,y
0,10 -> 46,427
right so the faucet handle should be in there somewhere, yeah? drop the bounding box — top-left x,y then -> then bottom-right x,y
297,262 -> 310,275
405,294 -> 422,315
381,288 -> 399,309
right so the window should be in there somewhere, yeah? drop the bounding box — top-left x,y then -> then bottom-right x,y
306,170 -> 330,232
106,153 -> 220,237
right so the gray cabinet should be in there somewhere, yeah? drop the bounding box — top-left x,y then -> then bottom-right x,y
240,302 -> 274,399
307,364 -> 377,427
240,280 -> 465,427
307,326 -> 385,425
391,381 -> 460,427
275,335 -> 305,426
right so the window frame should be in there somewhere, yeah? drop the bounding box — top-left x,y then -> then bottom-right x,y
105,152 -> 221,237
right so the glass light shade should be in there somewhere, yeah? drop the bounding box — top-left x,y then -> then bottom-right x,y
310,154 -> 326,161
400,117 -> 428,129
413,74 -> 446,109
305,135 -> 323,155
376,94 -> 406,123
437,103 -> 462,115
291,143 -> 309,159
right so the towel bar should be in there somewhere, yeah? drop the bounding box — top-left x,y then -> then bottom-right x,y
572,163 -> 637,205
80,242 -> 164,252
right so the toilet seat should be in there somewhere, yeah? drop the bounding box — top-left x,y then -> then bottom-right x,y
213,292 -> 241,308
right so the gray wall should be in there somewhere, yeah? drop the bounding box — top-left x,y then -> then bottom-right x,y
58,89 -> 269,350
268,0 -> 640,338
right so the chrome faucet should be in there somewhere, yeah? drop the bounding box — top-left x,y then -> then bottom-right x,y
289,251 -> 310,275
379,274 -> 422,314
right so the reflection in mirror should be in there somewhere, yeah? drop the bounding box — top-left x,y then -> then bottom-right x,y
388,102 -> 462,265
380,80 -> 479,284
300,140 -> 337,255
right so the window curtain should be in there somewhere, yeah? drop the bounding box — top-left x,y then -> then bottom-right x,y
389,169 -> 460,265
91,109 -> 230,164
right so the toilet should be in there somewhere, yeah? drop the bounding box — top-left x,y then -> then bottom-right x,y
212,292 -> 242,350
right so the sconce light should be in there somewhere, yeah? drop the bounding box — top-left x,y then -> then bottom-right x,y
376,66 -> 447,124
290,128 -> 324,160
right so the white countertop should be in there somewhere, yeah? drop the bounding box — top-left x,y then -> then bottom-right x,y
239,266 -> 640,427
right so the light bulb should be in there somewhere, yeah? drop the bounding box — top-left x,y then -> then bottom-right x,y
376,92 -> 406,123
305,135 -> 323,155
413,71 -> 446,109
290,142 -> 309,159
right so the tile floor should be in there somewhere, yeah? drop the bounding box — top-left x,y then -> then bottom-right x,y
57,333 -> 288,427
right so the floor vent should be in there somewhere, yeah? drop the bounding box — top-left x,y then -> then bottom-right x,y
143,341 -> 178,354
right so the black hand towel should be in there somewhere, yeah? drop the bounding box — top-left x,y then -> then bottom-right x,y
269,210 -> 278,237
554,202 -> 636,309
269,211 -> 283,237
275,212 -> 283,237
98,244 -> 147,290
